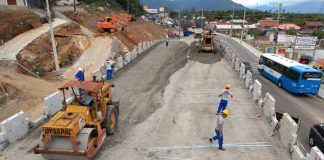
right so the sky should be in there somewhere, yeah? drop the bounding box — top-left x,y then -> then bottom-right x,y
232,0 -> 320,7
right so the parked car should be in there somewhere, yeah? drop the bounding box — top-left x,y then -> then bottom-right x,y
242,62 -> 252,74
194,33 -> 202,39
309,123 -> 324,153
299,55 -> 312,64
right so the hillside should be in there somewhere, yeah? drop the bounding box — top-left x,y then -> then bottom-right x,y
140,0 -> 247,10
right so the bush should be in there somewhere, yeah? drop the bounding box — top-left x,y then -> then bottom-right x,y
32,68 -> 45,76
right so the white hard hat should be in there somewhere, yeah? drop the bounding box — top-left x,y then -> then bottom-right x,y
78,67 -> 83,71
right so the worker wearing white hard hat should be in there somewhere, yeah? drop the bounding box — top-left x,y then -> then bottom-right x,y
216,84 -> 233,114
75,67 -> 85,81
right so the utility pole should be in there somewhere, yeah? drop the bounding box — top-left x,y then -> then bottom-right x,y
73,0 -> 76,16
240,9 -> 246,43
230,7 -> 234,38
201,9 -> 204,29
271,2 -> 282,54
178,9 -> 181,39
127,0 -> 130,14
45,0 -> 59,71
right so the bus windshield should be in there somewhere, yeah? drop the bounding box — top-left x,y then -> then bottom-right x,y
301,72 -> 322,80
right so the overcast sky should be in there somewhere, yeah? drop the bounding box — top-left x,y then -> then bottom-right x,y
232,0 -> 320,7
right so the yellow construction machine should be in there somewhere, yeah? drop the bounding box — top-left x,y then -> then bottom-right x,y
199,31 -> 217,53
34,80 -> 119,160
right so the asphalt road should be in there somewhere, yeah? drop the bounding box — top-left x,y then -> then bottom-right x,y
219,35 -> 324,152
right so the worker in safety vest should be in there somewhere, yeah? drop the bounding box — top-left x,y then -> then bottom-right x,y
209,109 -> 229,151
75,67 -> 85,81
105,59 -> 113,80
217,84 -> 233,114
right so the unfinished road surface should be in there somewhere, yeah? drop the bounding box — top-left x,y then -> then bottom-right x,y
1,40 -> 290,160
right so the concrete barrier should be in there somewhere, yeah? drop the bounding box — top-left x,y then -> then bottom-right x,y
234,58 -> 240,72
114,56 -> 123,72
137,43 -> 143,54
142,41 -> 147,51
131,49 -> 138,60
231,54 -> 236,67
239,63 -> 246,78
124,52 -> 131,65
0,111 -> 29,149
252,80 -> 262,101
43,91 -> 64,117
278,113 -> 298,152
245,70 -> 252,89
146,41 -> 151,49
263,93 -> 276,121
291,145 -> 306,160
306,146 -> 324,160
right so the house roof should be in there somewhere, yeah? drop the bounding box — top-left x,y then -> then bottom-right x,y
259,19 -> 277,28
277,23 -> 301,30
305,21 -> 324,27
216,25 -> 242,30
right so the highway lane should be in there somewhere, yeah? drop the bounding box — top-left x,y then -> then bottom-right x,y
219,35 -> 324,152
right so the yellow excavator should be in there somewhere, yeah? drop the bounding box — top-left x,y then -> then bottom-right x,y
34,80 -> 119,159
199,30 -> 217,53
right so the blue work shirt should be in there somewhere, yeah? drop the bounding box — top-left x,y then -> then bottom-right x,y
75,70 -> 85,81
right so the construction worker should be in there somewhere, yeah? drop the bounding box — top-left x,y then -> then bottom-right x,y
209,109 -> 229,151
105,59 -> 113,80
75,67 -> 85,81
217,84 -> 233,114
165,35 -> 169,47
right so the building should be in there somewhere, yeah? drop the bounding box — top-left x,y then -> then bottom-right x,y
0,0 -> 27,6
304,21 -> 324,31
259,18 -> 277,28
216,24 -> 242,34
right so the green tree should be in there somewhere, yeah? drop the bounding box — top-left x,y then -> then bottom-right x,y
286,29 -> 297,35
248,28 -> 262,37
312,29 -> 324,39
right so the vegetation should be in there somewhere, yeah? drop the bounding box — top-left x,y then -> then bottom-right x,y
170,9 -> 324,25
79,0 -> 144,15
248,28 -> 262,37
286,29 -> 297,35
312,29 -> 324,39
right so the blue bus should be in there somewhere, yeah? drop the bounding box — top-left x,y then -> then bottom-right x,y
258,54 -> 322,94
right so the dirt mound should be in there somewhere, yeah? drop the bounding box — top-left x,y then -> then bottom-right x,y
16,23 -> 91,76
115,21 -> 165,50
0,6 -> 42,45
0,68 -> 61,121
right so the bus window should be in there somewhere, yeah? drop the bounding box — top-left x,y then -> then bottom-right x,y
302,72 -> 322,79
259,57 -> 264,64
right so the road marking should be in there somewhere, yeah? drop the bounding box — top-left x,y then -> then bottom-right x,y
178,113 -> 258,119
159,157 -> 191,160
148,142 -> 271,152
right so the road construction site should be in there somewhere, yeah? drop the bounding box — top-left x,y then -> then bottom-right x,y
0,37 -> 293,159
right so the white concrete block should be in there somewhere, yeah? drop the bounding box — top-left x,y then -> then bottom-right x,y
239,63 -> 246,78
43,91 -> 64,117
231,54 -> 236,66
115,56 -> 123,71
137,43 -> 143,54
235,58 -> 241,72
147,41 -> 151,49
306,146 -> 324,160
0,111 -> 29,143
279,113 -> 298,151
291,145 -> 306,160
263,93 -> 276,121
131,50 -> 138,60
253,80 -> 262,101
124,52 -> 131,65
270,115 -> 279,130
142,41 -> 148,51
245,70 -> 253,89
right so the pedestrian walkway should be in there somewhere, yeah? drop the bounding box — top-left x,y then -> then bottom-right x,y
0,18 -> 69,60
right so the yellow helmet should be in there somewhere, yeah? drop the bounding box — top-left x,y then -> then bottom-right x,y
226,84 -> 231,89
222,110 -> 229,116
